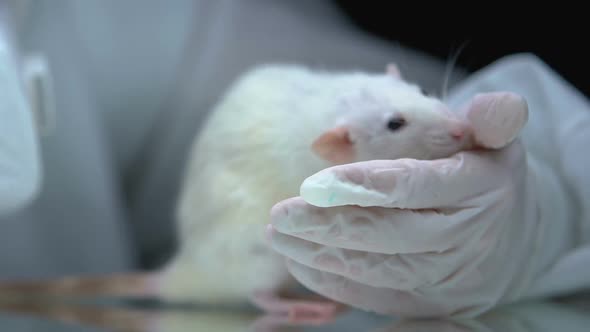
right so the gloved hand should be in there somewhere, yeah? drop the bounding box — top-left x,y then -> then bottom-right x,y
266,59 -> 582,318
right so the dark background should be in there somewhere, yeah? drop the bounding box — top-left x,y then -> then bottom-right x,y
332,1 -> 588,97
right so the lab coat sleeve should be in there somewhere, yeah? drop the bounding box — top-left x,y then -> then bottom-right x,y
446,53 -> 590,299
0,27 -> 41,215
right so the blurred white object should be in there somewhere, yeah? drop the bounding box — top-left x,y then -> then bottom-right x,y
0,4 -> 42,215
269,54 -> 590,318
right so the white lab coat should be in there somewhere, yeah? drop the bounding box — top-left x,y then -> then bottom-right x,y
0,0 -> 462,277
0,5 -> 40,216
447,54 -> 590,300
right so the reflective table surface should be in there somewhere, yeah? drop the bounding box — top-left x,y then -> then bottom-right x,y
0,295 -> 589,332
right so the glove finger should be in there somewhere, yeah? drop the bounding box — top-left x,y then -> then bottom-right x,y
270,197 -> 484,254
299,141 -> 525,209
269,227 -> 479,292
285,259 -> 457,318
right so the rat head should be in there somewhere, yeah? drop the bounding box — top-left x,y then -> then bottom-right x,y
311,64 -> 472,164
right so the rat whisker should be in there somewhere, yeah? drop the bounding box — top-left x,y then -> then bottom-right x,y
441,40 -> 470,102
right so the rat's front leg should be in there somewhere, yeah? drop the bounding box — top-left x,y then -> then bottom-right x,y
249,289 -> 346,325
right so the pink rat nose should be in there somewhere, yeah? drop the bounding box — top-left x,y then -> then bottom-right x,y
449,121 -> 469,141
437,104 -> 470,142
451,128 -> 464,140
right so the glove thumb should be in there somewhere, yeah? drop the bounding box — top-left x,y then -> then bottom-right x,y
459,92 -> 529,149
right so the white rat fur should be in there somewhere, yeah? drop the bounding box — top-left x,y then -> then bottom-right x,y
0,63 -> 473,320
160,64 -> 471,301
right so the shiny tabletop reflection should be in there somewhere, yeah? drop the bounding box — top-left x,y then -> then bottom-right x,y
0,295 -> 589,332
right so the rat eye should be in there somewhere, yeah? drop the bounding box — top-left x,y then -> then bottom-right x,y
420,87 -> 429,95
387,117 -> 406,132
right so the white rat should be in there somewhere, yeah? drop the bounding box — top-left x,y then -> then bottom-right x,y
0,63 -> 527,324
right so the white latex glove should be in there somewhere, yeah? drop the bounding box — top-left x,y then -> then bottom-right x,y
267,54 -> 587,318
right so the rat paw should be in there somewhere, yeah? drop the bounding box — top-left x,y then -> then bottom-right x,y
285,300 -> 342,325
250,290 -> 345,326
467,92 -> 529,149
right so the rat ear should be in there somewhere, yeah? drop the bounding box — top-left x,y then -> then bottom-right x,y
386,63 -> 402,79
311,126 -> 355,164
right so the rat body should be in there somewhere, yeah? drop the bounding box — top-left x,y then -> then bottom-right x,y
158,63 -> 472,304
0,63 -> 474,322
